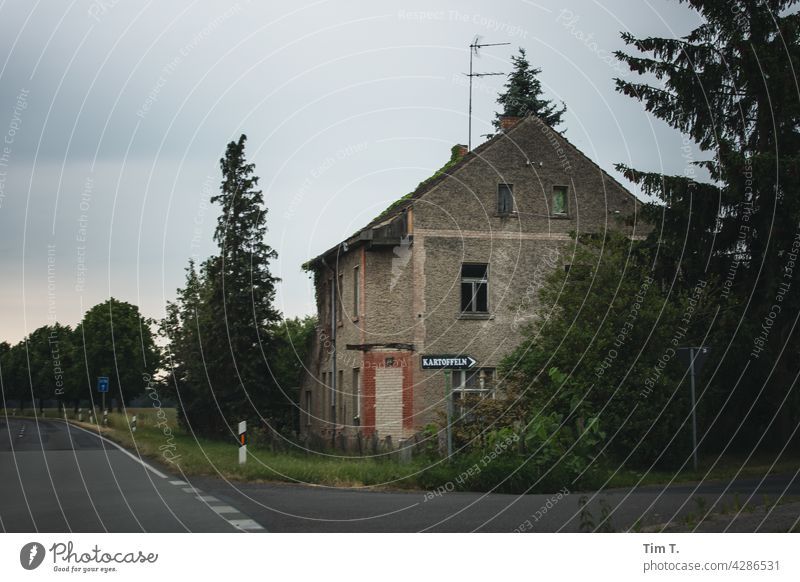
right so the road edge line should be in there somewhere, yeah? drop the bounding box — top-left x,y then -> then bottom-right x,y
63,419 -> 169,479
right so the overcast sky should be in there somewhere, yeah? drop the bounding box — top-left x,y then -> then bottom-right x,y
0,0 -> 703,343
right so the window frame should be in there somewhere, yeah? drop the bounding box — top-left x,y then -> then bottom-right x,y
497,183 -> 515,215
551,184 -> 569,217
460,263 -> 489,314
452,368 -> 496,416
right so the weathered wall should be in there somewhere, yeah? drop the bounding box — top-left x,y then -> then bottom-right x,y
301,115 -> 648,443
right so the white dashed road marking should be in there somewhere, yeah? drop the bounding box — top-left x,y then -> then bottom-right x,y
209,505 -> 240,514
228,518 -> 264,531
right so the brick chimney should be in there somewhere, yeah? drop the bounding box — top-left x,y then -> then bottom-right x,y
499,115 -> 523,131
454,144 -> 468,158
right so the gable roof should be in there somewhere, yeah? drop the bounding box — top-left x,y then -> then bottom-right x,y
303,115 -> 641,270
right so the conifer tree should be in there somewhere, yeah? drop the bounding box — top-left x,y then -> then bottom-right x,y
494,48 -> 566,130
615,0 -> 800,448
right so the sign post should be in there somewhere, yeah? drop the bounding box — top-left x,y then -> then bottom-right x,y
238,421 -> 247,465
444,370 -> 453,459
421,354 -> 477,460
97,376 -> 109,423
678,346 -> 711,471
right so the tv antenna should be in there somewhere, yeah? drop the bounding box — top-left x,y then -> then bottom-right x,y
465,35 -> 509,151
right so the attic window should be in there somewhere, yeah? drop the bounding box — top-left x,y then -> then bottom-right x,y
497,183 -> 514,215
552,185 -> 568,216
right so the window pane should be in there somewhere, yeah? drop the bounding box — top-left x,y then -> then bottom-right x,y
552,186 -> 567,214
461,263 -> 487,279
498,183 -> 513,214
475,281 -> 488,312
461,282 -> 474,311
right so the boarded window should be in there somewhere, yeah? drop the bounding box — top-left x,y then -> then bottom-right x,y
497,183 -> 514,214
461,263 -> 488,313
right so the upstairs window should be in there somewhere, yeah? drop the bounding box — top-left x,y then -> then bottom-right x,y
461,263 -> 488,313
497,183 -> 514,215
552,185 -> 568,216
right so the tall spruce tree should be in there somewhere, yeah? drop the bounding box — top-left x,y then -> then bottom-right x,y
494,47 -> 566,130
615,0 -> 800,449
199,135 -> 283,436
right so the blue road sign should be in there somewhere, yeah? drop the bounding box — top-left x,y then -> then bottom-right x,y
97,377 -> 109,393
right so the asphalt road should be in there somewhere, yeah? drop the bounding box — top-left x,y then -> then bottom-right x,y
190,471 -> 800,532
2,417 -> 798,532
0,417 -> 257,532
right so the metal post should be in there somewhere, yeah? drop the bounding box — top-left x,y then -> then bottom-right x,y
689,347 -> 698,471
445,370 -> 453,459
468,49 -> 473,151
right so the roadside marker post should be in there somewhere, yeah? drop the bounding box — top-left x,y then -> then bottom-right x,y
238,421 -> 247,465
78,408 -> 83,422
131,415 -> 137,432
103,409 -> 108,427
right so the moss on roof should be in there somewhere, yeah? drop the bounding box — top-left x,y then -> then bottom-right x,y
370,144 -> 466,224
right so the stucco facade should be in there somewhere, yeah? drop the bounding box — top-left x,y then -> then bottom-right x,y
300,115 -> 645,448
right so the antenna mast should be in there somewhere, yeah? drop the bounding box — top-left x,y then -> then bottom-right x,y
466,36 -> 509,151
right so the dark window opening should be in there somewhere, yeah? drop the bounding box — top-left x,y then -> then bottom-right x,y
497,183 -> 514,215
460,263 -> 489,313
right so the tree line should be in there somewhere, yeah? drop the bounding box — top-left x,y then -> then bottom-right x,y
1,135 -> 315,439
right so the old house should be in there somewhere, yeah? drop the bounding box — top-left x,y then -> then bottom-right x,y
300,115 -> 645,448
